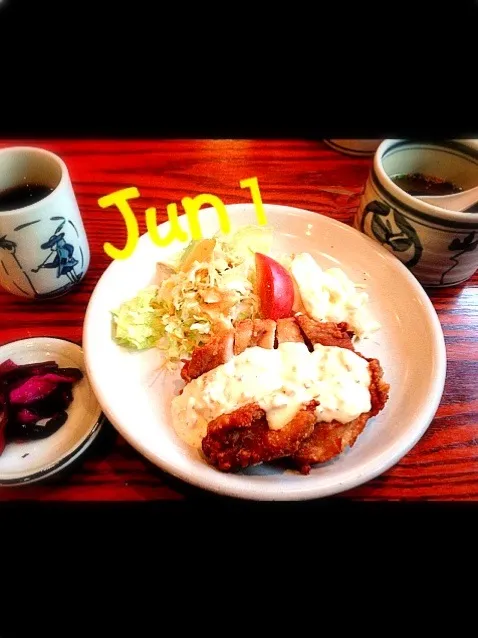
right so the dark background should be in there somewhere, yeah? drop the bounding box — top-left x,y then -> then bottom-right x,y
0,0 -> 476,139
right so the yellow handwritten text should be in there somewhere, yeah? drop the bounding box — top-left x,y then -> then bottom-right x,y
99,177 -> 268,260
146,203 -> 189,248
182,194 -> 231,240
98,187 -> 140,260
240,177 -> 267,225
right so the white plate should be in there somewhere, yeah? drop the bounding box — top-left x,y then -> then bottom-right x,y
0,337 -> 104,485
83,203 -> 446,501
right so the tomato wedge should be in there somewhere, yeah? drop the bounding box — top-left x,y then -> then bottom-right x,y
255,252 -> 294,320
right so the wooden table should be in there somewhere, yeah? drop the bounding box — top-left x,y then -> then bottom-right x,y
0,139 -> 477,503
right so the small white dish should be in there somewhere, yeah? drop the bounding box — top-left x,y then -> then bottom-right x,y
0,336 -> 103,485
83,203 -> 447,501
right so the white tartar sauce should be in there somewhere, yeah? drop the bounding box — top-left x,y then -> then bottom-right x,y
289,252 -> 380,338
171,342 -> 371,449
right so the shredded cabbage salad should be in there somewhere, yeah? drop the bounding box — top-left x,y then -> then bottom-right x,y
111,226 -> 273,369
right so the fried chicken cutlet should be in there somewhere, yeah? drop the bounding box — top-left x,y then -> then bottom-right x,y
296,315 -> 355,351
175,316 -> 389,473
290,314 -> 389,473
202,401 -> 317,472
180,319 -> 276,383
292,357 -> 389,474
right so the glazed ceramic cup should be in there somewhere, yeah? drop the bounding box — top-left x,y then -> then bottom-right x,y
0,146 -> 90,299
354,139 -> 478,287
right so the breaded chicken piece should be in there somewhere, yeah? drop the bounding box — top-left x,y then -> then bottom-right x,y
276,317 -> 304,344
181,319 -> 276,382
233,319 -> 277,355
202,401 -> 317,472
292,357 -> 389,474
296,315 -> 354,350
180,329 -> 234,383
249,319 -> 276,349
233,319 -> 254,355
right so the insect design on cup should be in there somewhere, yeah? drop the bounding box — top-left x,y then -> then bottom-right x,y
32,218 -> 80,284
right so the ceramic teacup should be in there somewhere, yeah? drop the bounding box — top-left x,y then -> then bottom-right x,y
0,146 -> 90,299
354,139 -> 478,287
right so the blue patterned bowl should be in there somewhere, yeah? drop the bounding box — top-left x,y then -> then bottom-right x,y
354,139 -> 478,287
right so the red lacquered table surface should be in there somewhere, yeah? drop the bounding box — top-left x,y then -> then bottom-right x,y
0,139 -> 477,502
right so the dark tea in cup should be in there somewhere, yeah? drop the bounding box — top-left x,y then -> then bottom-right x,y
0,183 -> 54,212
391,172 -> 462,197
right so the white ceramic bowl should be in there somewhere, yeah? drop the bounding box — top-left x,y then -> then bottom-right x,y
0,337 -> 103,485
83,203 -> 446,501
